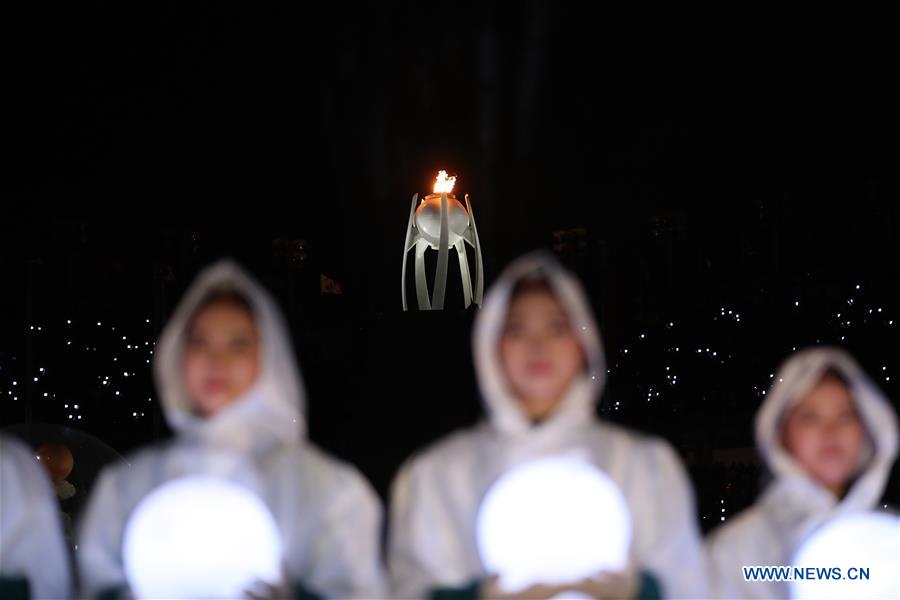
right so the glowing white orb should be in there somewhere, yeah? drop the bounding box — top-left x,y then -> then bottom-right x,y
791,512 -> 899,599
476,455 -> 632,594
123,476 -> 282,599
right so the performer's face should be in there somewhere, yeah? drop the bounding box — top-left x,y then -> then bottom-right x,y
183,301 -> 261,418
781,374 -> 865,495
499,287 -> 585,421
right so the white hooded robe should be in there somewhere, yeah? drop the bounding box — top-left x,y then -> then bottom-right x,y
1,434 -> 73,599
388,251 -> 707,599
705,346 -> 899,599
76,259 -> 387,599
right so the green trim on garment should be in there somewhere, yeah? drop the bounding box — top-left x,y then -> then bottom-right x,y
638,570 -> 662,600
96,584 -> 131,600
93,581 -> 323,600
429,579 -> 481,600
293,581 -> 325,600
426,573 -> 660,600
0,577 -> 30,600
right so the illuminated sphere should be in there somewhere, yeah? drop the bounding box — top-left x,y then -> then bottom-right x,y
476,455 -> 632,594
35,443 -> 74,483
791,511 -> 899,599
414,194 -> 470,247
123,476 -> 282,599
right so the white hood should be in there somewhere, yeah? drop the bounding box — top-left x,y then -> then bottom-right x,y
153,259 -> 306,451
755,346 -> 898,547
472,251 -> 606,437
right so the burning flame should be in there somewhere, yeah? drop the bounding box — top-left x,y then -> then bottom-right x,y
433,170 -> 457,194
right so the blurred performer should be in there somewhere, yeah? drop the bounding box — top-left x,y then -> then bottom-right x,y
388,252 -> 707,599
77,259 -> 386,599
706,347 -> 898,598
1,434 -> 73,599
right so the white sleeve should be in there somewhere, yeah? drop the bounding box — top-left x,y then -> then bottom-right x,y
705,525 -> 745,599
75,466 -> 131,599
704,508 -> 785,600
387,458 -> 476,600
299,466 -> 388,599
635,441 -> 709,599
0,437 -> 73,600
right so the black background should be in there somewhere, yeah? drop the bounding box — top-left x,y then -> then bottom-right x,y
3,1 -> 898,528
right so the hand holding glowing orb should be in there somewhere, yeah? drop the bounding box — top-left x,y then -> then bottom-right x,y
476,455 -> 633,594
123,476 -> 283,599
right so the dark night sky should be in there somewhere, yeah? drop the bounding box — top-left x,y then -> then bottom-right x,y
3,2 -> 899,523
5,2 -> 898,306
